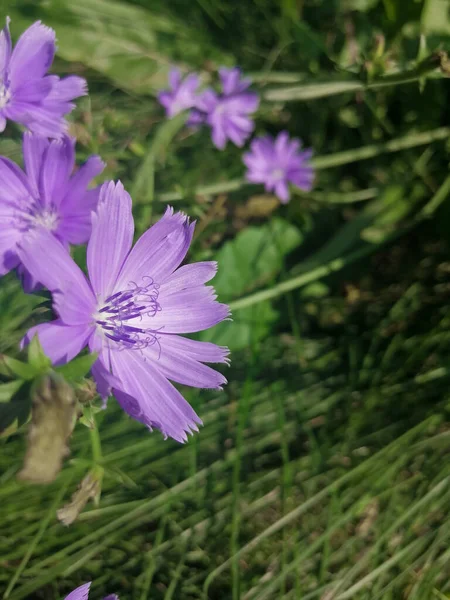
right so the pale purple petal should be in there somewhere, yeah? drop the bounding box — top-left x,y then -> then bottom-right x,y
9,21 -> 55,89
275,180 -> 290,203
144,334 -> 228,389
64,582 -> 91,600
47,75 -> 87,101
17,227 -> 95,324
61,156 -> 105,215
115,207 -> 194,290
0,18 -> 11,77
22,321 -> 92,366
4,102 -> 67,138
110,349 -> 202,442
103,596 -> 119,600
158,261 -> 218,291
87,181 -> 134,298
23,132 -> 49,195
40,137 -> 75,207
16,263 -> 42,293
56,189 -> 100,245
140,285 -> 230,333
168,67 -> 181,89
0,227 -> 21,275
0,157 -> 34,205
11,77 -> 52,102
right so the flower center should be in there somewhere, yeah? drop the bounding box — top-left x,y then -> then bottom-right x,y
271,168 -> 285,181
32,209 -> 59,230
94,278 -> 161,350
0,82 -> 11,109
17,204 -> 59,232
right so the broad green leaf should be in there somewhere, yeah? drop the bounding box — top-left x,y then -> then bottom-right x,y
421,0 -> 450,34
201,218 -> 303,350
11,0 -> 231,94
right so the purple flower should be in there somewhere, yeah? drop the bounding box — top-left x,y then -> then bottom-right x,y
64,582 -> 118,600
0,18 -> 87,137
0,133 -> 104,290
18,181 -> 230,443
243,132 -> 314,203
158,68 -> 204,126
198,67 -> 259,149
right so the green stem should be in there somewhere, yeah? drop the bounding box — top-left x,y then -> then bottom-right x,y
89,420 -> 102,464
263,52 -> 445,102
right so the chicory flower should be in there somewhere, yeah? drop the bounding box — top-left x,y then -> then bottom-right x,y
243,131 -> 314,203
0,133 -> 104,290
158,67 -> 204,126
18,181 -> 230,442
0,18 -> 87,137
198,67 -> 259,149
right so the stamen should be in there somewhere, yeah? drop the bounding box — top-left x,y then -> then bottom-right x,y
95,279 -> 162,351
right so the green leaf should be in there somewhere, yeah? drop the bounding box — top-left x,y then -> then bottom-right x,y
27,335 -> 52,373
12,0 -> 231,95
421,0 -> 450,35
55,353 -> 98,383
1,355 -> 36,380
201,218 -> 303,350
0,380 -> 24,403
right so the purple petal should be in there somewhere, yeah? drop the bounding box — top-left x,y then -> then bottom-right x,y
60,155 -> 105,215
11,77 -> 52,102
110,348 -> 202,443
57,188 -> 100,245
0,18 -> 12,77
40,137 -> 75,207
17,227 -> 95,324
143,334 -> 228,389
87,181 -> 134,298
115,207 -> 194,291
23,132 -> 50,195
275,180 -> 290,203
103,596 -> 119,600
64,582 -> 91,600
211,124 -> 227,150
0,157 -> 34,205
91,357 -> 119,404
47,75 -> 87,101
141,285 -> 230,333
4,102 -> 67,138
0,228 -> 21,275
9,21 -> 56,90
159,261 -> 218,291
16,263 -> 42,293
23,321 -> 92,366
168,67 -> 181,90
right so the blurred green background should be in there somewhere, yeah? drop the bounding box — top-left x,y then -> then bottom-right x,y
1,0 -> 450,598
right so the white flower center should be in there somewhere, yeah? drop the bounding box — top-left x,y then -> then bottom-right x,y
0,83 -> 11,109
32,210 -> 59,231
271,168 -> 285,180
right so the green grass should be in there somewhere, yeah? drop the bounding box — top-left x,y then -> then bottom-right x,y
1,0 -> 450,598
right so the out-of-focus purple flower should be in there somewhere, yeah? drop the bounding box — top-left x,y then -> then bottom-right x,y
0,133 -> 104,290
0,18 -> 87,137
158,68 -> 204,126
64,582 -> 119,600
243,131 -> 314,203
18,181 -> 230,443
198,67 -> 259,149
